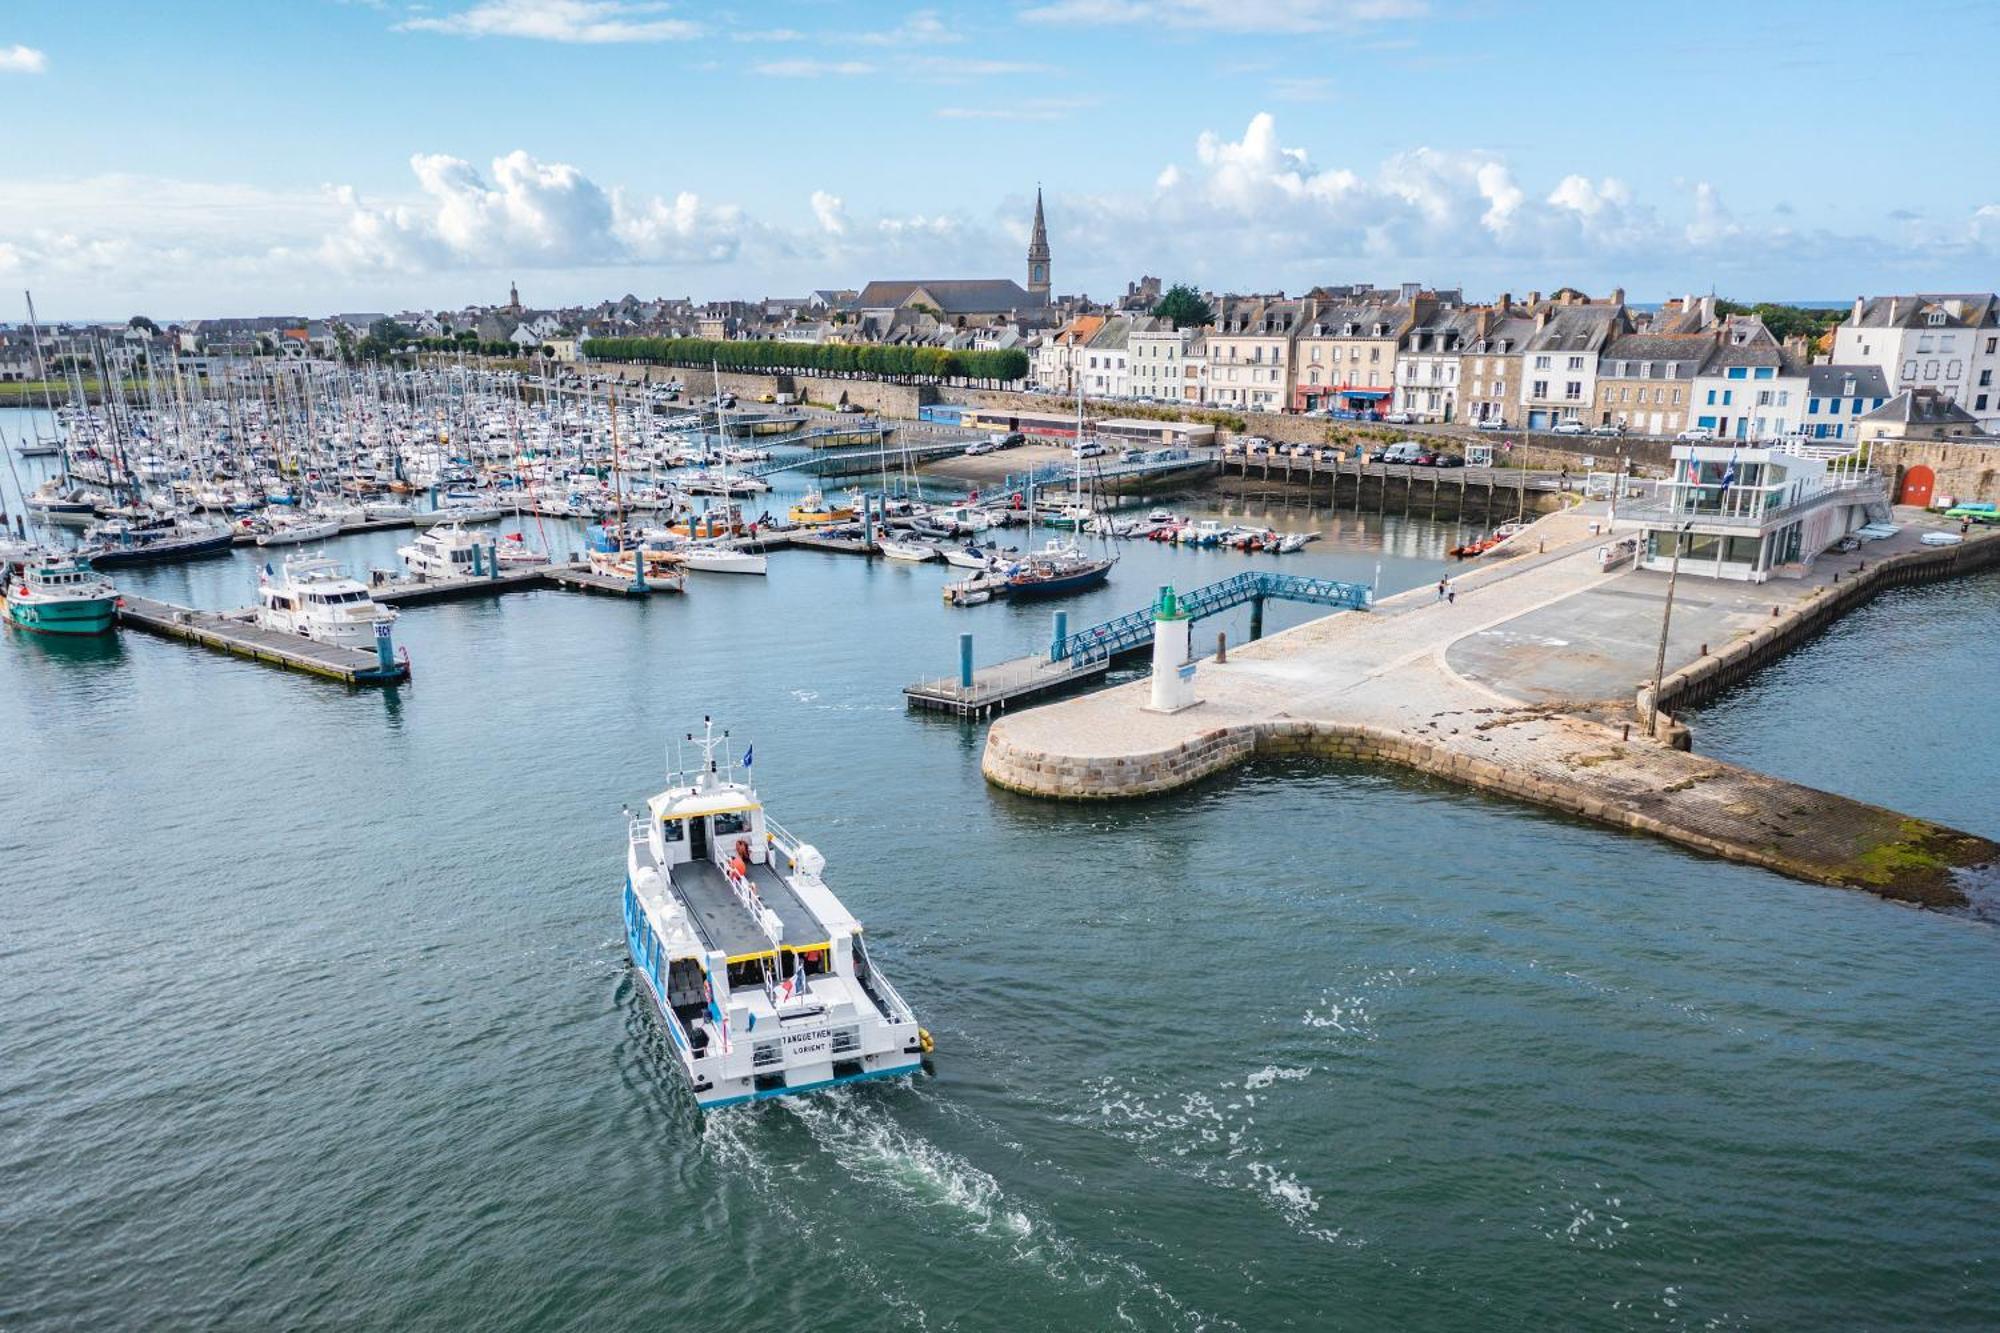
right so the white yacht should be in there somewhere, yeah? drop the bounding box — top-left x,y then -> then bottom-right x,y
397,520 -> 488,579
682,544 -> 768,576
256,555 -> 397,649
256,514 -> 341,547
622,722 -> 929,1109
877,537 -> 939,562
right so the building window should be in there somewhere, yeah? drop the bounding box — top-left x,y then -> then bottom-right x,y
1672,389 -> 1682,404
1567,356 -> 1584,370
1902,360 -> 1917,379
1706,389 -> 1717,405
1532,379 -> 1548,398
1534,355 -> 1551,370
1979,394 -> 1991,411
1753,367 -> 1774,380
1564,381 -> 1582,400
1808,398 -> 1820,415
1925,361 -> 1939,379
1722,390 -> 1733,406
1727,367 -> 1747,380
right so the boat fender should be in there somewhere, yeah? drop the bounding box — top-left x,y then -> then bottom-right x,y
918,1028 -> 935,1055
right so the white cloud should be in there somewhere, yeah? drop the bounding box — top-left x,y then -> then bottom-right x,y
754,59 -> 877,77
1020,0 -> 1425,33
810,190 -> 847,236
0,44 -> 47,73
854,9 -> 962,45
321,150 -> 744,270
399,1 -> 701,43
8,115 -> 2000,319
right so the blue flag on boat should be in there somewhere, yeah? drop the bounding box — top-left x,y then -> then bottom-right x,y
742,744 -> 753,769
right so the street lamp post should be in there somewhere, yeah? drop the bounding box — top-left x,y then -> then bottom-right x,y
1646,520 -> 1694,740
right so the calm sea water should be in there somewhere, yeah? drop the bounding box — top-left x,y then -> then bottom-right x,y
2,408 -> 1997,1331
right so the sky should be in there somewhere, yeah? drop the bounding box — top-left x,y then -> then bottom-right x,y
5,0 -> 1999,320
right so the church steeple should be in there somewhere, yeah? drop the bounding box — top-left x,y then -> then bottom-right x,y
508,279 -> 521,311
1026,187 -> 1051,304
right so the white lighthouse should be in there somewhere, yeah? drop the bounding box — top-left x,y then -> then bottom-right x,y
1146,584 -> 1200,714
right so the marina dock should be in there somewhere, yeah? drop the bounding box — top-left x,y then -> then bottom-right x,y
905,653 -> 1110,716
981,509 -> 2000,908
116,595 -> 409,686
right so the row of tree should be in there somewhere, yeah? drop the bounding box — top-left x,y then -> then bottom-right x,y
581,336 -> 1030,383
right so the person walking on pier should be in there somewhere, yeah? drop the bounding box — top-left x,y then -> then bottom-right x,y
1436,577 -> 1448,603
1446,579 -> 1457,605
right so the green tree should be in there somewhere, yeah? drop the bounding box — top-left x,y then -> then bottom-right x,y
1153,283 -> 1214,330
128,314 -> 159,334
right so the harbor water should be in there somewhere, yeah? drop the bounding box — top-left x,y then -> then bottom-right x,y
3,408 -> 1998,1330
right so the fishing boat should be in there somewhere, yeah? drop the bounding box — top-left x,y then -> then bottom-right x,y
621,720 -> 929,1109
255,554 -> 398,649
877,537 -> 939,563
4,555 -> 119,635
788,488 -> 857,526
397,520 -> 487,579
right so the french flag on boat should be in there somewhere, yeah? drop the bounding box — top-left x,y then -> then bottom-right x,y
781,952 -> 806,1001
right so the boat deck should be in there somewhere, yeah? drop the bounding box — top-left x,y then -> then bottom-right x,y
668,859 -> 829,960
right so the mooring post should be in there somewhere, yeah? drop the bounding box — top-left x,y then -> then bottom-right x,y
374,620 -> 397,677
1216,631 -> 1228,663
470,541 -> 485,577
488,542 -> 500,581
960,632 -> 975,687
1050,610 -> 1068,662
630,545 -> 648,594
1249,595 -> 1266,641
862,493 -> 876,550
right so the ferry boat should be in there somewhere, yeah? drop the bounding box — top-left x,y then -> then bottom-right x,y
4,556 -> 119,635
622,721 -> 928,1109
256,554 -> 397,649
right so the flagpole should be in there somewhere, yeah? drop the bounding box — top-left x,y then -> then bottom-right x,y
1647,520 -> 1693,739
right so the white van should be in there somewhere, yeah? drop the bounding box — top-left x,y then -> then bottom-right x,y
1378,441 -> 1428,464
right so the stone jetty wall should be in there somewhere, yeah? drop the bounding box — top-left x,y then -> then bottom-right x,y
984,715 -> 1994,907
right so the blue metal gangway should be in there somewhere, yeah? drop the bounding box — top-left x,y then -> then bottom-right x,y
1051,570 -> 1371,663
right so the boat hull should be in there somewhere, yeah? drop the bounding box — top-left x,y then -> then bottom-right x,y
87,532 -> 236,568
6,596 -> 118,636
1005,563 -> 1112,599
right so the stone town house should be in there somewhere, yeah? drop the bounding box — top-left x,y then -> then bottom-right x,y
1831,293 -> 2000,432
1393,306 -> 1484,422
1294,299 -> 1423,415
1591,333 -> 1711,437
1204,298 -> 1307,412
1455,298 -> 1537,426
1517,294 -> 1631,431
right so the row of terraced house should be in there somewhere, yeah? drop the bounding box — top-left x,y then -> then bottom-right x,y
1031,286 -> 2000,440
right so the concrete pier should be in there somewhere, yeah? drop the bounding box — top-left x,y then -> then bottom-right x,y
983,508 -> 2000,908
117,596 -> 408,686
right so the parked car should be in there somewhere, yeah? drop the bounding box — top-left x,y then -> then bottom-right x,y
1383,411 -> 1415,425
962,440 -> 999,456
1433,451 -> 1467,468
1375,441 -> 1429,465
997,431 -> 1026,448
1589,422 -> 1623,437
1317,447 -> 1343,463
1675,427 -> 1715,442
836,400 -> 864,413
1475,417 -> 1511,432
1243,436 -> 1271,455
1221,440 -> 1245,457
1551,419 -> 1587,436
1074,440 -> 1107,459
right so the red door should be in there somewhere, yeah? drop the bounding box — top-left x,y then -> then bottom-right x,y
1899,464 -> 1935,507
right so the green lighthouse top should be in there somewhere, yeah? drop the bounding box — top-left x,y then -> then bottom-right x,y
1154,584 -> 1189,621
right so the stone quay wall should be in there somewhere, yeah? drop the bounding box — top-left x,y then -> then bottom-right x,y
586,362 -> 927,417
1640,531 -> 2000,727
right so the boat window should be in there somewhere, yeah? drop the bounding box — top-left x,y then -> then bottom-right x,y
660,818 -> 685,843
713,811 -> 750,837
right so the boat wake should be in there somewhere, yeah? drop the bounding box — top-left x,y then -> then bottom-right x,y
702,1086 -> 1235,1331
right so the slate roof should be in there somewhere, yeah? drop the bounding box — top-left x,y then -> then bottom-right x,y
853,279 -> 1036,315
1857,388 -> 1982,426
1524,303 -> 1624,355
1846,293 -> 2000,329
1598,333 -> 1714,377
1804,364 -> 1890,398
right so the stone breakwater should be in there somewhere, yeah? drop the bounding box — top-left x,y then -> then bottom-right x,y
983,517 -> 2000,909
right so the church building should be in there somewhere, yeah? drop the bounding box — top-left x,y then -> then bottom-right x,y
849,189 -> 1054,329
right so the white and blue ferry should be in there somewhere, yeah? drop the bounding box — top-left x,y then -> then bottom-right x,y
622,721 -> 929,1109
